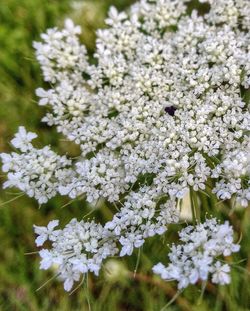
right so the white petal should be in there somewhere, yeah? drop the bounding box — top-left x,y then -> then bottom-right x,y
35,234 -> 47,247
48,220 -> 59,231
64,278 -> 74,292
35,88 -> 47,97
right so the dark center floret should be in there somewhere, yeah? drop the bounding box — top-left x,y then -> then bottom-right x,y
164,106 -> 177,116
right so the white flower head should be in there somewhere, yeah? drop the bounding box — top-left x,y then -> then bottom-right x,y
64,18 -> 81,35
34,220 -> 60,246
0,0 -> 249,292
11,126 -> 37,152
212,262 -> 231,285
35,88 -> 55,106
153,219 -> 240,289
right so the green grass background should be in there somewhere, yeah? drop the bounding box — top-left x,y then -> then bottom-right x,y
0,0 -> 250,310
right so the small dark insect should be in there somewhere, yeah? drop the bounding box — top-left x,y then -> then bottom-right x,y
164,106 -> 177,116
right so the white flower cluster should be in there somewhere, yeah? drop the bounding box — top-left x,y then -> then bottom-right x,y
33,19 -> 86,84
31,0 -> 250,206
212,140 -> 250,206
34,193 -> 178,291
34,219 -> 117,291
153,218 -> 240,289
1,0 -> 249,290
105,188 -> 179,256
0,127 -> 72,204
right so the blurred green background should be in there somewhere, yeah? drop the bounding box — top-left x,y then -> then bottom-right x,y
0,0 -> 250,310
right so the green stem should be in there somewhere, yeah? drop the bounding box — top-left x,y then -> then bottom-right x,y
199,190 -> 210,217
190,188 -> 200,224
190,188 -> 197,225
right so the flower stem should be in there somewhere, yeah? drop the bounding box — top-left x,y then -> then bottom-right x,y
190,188 -> 200,224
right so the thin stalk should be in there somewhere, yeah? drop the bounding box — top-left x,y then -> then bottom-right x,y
190,188 -> 197,225
193,190 -> 201,223
36,273 -> 60,291
160,290 -> 183,311
86,273 -> 92,311
197,281 -> 207,305
134,247 -> 141,277
198,190 -> 210,218
0,193 -> 25,208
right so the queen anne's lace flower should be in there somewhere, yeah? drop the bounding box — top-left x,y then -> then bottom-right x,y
34,219 -> 118,291
1,0 -> 249,291
10,126 -> 37,152
34,220 -> 60,246
153,219 -> 240,289
33,188 -> 179,291
0,127 -> 73,204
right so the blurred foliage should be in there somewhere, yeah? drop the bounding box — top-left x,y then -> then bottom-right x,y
0,0 -> 250,310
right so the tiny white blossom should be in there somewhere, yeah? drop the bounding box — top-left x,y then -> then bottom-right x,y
33,220 -> 60,246
35,88 -> 55,106
212,262 -> 231,285
64,18 -> 81,35
11,126 -> 37,152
